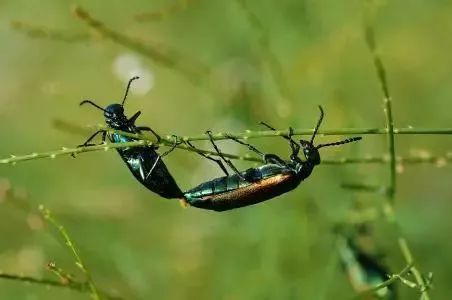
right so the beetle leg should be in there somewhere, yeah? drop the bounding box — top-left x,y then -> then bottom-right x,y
206,131 -> 245,180
78,130 -> 107,147
263,154 -> 289,167
145,135 -> 179,180
287,127 -> 300,156
72,130 -> 107,158
160,135 -> 180,158
185,140 -> 230,176
101,131 -> 107,142
224,134 -> 265,158
137,126 -> 162,144
260,121 -> 300,154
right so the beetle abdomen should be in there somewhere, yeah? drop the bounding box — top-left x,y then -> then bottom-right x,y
110,133 -> 183,199
184,173 -> 300,211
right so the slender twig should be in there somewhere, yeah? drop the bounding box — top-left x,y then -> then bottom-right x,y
235,0 -> 292,103
39,206 -> 100,300
47,261 -> 75,286
2,134 -> 452,166
0,272 -> 86,291
183,127 -> 452,141
341,183 -> 387,194
364,15 -> 431,300
72,5 -> 209,83
0,272 -> 122,300
2,124 -> 452,165
365,22 -> 396,199
52,119 -> 92,136
135,0 -> 201,21
356,262 -> 414,298
10,21 -> 91,42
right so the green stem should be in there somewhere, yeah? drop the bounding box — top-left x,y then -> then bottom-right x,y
365,23 -> 396,199
72,5 -> 209,83
183,127 -> 452,141
135,0 -> 201,21
0,272 -> 86,291
235,0 -> 292,103
364,15 -> 431,300
1,137 -> 452,166
356,262 -> 413,298
10,21 -> 90,42
39,206 -> 100,300
0,272 -> 121,300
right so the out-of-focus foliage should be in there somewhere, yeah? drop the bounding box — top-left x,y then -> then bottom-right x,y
0,0 -> 451,299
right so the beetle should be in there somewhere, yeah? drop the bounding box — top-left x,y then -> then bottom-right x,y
77,76 -> 183,199
181,106 -> 361,211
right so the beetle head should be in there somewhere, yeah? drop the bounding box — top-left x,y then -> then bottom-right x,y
79,76 -> 140,127
295,106 -> 361,166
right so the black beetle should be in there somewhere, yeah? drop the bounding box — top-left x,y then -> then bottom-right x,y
77,76 -> 183,199
181,106 -> 361,211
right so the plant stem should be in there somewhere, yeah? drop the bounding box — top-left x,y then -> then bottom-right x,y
1,136 -> 451,166
182,127 -> 452,141
356,262 -> 413,298
235,0 -> 292,103
365,22 -> 396,199
0,272 -> 121,300
365,17 -> 431,299
0,272 -> 86,291
135,0 -> 201,21
10,21 -> 90,42
72,5 -> 209,84
39,206 -> 100,300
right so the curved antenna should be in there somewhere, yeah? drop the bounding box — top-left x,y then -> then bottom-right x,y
80,100 -> 106,112
310,105 -> 324,144
316,137 -> 362,149
121,76 -> 140,107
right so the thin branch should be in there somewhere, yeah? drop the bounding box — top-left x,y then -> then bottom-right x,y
397,237 -> 431,300
341,183 -> 386,194
135,0 -> 201,21
2,125 -> 452,165
72,5 -> 209,84
2,136 -> 452,166
365,22 -> 396,199
39,206 -> 100,300
356,262 -> 414,298
0,272 -> 86,291
183,127 -> 452,141
52,119 -> 92,136
0,272 -> 122,300
11,21 -> 91,42
235,0 -> 292,103
47,261 -> 76,286
364,11 -> 431,300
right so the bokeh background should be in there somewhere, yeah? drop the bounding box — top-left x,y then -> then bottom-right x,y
1,0 -> 452,299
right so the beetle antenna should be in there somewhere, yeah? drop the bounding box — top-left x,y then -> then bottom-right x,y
121,76 -> 140,107
310,105 -> 324,144
316,137 -> 362,149
79,100 -> 106,112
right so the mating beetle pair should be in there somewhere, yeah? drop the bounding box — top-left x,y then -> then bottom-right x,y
78,77 -> 361,212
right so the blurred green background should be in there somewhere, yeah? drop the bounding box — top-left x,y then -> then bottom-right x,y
1,0 -> 452,299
